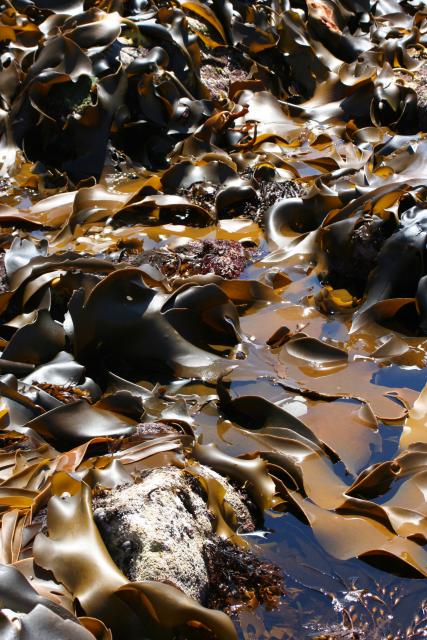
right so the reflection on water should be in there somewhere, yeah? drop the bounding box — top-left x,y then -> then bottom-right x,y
241,512 -> 427,640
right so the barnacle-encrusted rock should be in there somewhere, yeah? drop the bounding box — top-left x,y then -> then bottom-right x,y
93,465 -> 254,602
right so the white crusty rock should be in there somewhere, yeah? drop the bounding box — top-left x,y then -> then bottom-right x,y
93,465 -> 253,602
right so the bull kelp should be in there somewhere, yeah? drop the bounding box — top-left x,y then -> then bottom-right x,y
1,0 -> 427,638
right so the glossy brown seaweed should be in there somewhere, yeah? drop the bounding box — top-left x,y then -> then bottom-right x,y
2,0 -> 427,639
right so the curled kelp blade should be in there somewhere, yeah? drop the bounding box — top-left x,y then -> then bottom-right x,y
276,335 -> 414,421
195,395 -> 380,477
115,581 -> 238,640
67,269 -> 240,374
0,604 -> 99,639
218,382 -> 332,456
24,400 -> 136,448
402,382 -> 427,449
191,440 -> 280,511
288,490 -> 427,578
0,563 -> 77,621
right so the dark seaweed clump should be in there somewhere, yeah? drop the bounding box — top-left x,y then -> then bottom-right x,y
204,539 -> 285,612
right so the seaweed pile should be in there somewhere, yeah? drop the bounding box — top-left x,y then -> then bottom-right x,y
2,0 -> 427,638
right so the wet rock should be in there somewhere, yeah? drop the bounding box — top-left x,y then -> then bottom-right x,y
413,63 -> 427,131
133,422 -> 183,437
118,45 -> 150,69
93,465 -> 255,602
33,383 -> 92,405
200,48 -> 249,100
174,239 -> 249,279
120,239 -> 252,279
175,172 -> 306,227
236,169 -> 307,226
177,181 -> 218,214
255,178 -> 306,223
0,251 -> 8,294
396,58 -> 427,131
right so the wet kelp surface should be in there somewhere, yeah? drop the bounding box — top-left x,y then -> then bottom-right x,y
2,0 -> 427,638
